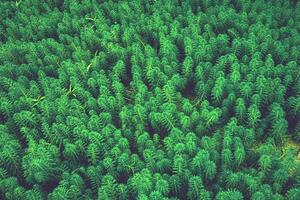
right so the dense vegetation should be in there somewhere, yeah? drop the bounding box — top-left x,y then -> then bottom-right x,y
0,0 -> 300,199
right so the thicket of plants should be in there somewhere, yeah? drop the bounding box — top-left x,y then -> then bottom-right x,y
0,0 -> 300,199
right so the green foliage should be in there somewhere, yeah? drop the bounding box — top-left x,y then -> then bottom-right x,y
247,104 -> 261,128
187,176 -> 204,200
130,169 -> 153,195
0,0 -> 299,199
22,140 -> 62,184
216,189 -> 244,200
